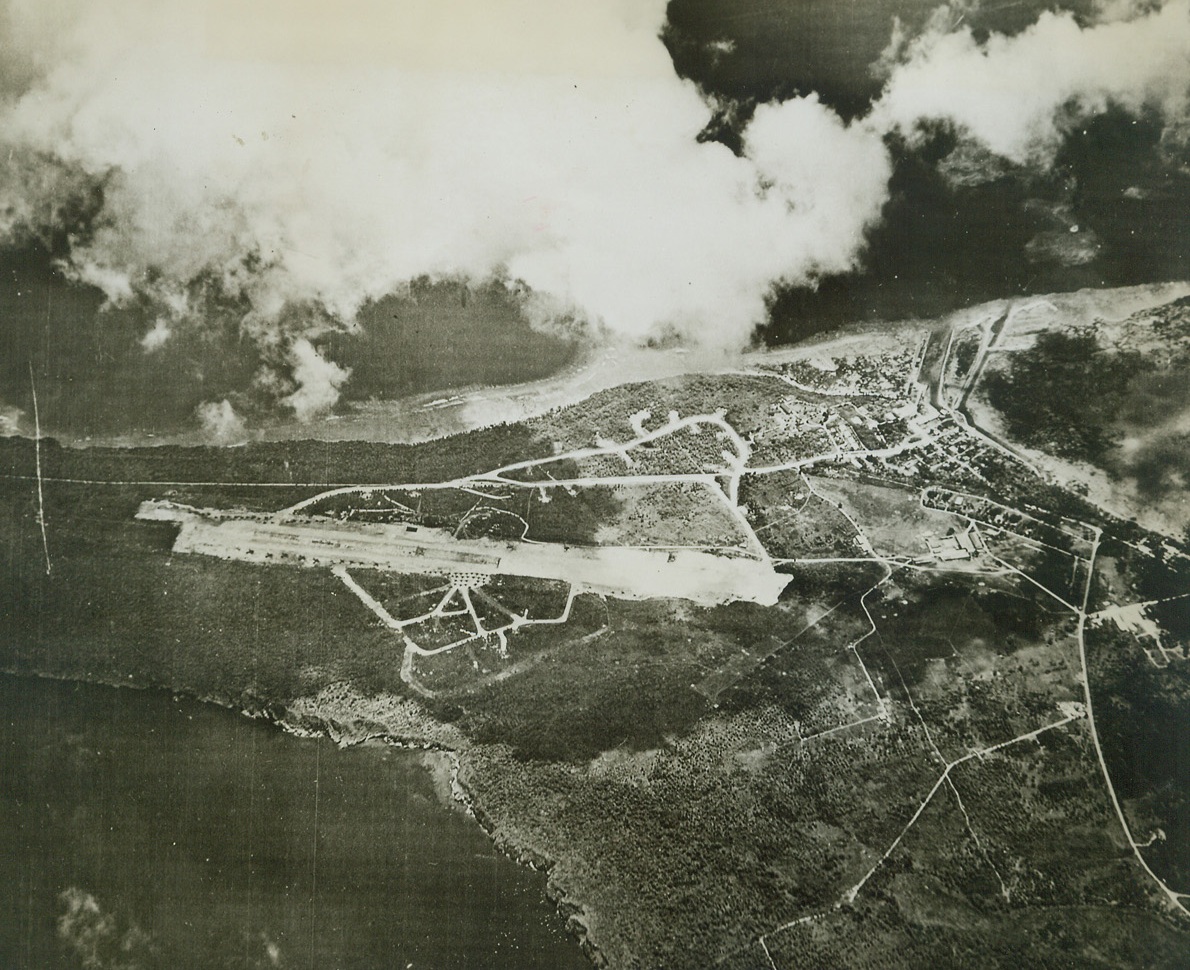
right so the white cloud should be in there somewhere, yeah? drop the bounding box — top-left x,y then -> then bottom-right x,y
195,397 -> 247,441
140,318 -> 172,352
0,0 -> 893,353
0,403 -> 24,435
56,887 -> 155,970
282,338 -> 351,421
872,0 -> 1190,165
1,0 -> 1186,375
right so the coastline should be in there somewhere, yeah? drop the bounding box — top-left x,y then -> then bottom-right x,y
276,681 -> 609,966
8,279 -> 1188,968
24,280 -> 1182,455
18,310 -> 919,452
0,665 -> 608,969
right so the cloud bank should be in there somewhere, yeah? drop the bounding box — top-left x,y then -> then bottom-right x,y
1,0 -> 1188,425
0,0 -> 889,360
872,0 -> 1190,165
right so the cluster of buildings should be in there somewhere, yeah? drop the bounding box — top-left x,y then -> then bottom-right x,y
926,524 -> 986,562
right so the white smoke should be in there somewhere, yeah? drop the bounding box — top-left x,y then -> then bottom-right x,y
872,0 -> 1190,165
1,0 -> 1189,428
0,0 -> 890,361
196,398 -> 247,443
282,339 -> 351,421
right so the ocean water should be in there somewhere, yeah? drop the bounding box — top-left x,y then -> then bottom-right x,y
664,0 -> 1103,118
0,674 -> 589,970
669,0 -> 1190,339
0,250 -> 577,440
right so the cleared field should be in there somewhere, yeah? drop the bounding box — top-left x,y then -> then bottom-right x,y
593,481 -> 749,550
739,470 -> 861,559
810,477 -> 967,559
146,504 -> 789,606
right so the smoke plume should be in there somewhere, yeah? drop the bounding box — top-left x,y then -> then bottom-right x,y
0,0 -> 889,363
1,0 -> 1189,425
872,0 -> 1190,165
196,398 -> 247,444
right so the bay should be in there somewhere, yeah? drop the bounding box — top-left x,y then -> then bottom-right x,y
0,673 -> 589,970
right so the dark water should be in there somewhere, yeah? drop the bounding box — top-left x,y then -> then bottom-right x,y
665,0 -> 1190,341
0,674 -> 589,970
0,250 -> 577,440
664,0 -> 1102,119
760,108 -> 1190,341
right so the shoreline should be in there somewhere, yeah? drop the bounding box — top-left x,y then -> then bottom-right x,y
275,682 -> 609,966
0,665 -> 608,969
16,279 -> 1183,455
11,307 -> 929,452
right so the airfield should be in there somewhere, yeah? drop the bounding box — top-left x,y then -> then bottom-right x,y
5,283 -> 1189,970
140,502 -> 791,608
